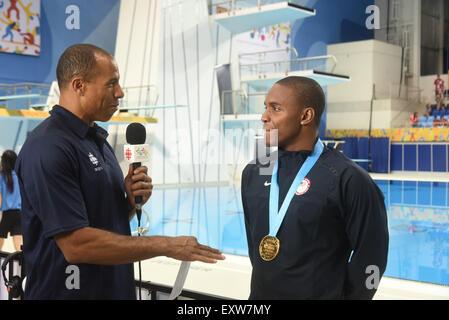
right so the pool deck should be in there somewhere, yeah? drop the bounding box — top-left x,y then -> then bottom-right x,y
371,171 -> 449,182
129,253 -> 449,300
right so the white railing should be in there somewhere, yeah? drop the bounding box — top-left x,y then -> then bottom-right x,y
239,47 -> 298,64
239,53 -> 338,79
0,83 -> 51,110
221,89 -> 266,117
119,85 -> 159,118
375,83 -> 423,102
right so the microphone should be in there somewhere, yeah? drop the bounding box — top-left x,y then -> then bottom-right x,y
124,123 -> 150,223
125,122 -> 150,301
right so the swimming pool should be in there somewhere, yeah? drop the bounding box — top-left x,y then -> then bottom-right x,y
132,180 -> 449,286
377,180 -> 449,286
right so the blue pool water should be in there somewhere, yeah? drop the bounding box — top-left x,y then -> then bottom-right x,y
376,180 -> 449,286
132,180 -> 449,286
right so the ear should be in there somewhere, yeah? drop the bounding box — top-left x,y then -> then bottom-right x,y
70,77 -> 86,96
300,107 -> 315,126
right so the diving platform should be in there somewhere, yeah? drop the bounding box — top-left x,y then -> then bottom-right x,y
210,1 -> 315,34
239,54 -> 350,90
221,114 -> 261,122
0,94 -> 48,101
219,53 -> 350,121
119,105 -> 187,111
241,69 -> 350,90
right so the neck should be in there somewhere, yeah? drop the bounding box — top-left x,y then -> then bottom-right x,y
59,96 -> 94,127
281,130 -> 318,152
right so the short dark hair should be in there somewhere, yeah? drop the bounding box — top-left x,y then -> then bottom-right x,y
56,43 -> 112,89
275,76 -> 325,126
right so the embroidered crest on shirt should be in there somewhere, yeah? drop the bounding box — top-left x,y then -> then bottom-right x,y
295,178 -> 311,196
88,152 -> 103,172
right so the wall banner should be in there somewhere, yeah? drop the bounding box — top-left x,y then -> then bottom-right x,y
0,0 -> 40,56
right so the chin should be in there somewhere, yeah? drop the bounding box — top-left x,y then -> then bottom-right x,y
265,134 -> 280,148
101,112 -> 116,122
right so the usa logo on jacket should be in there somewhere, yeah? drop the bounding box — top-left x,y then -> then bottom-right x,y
295,178 -> 311,196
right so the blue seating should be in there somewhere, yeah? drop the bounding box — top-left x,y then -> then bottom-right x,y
418,116 -> 427,127
434,109 -> 444,117
425,116 -> 435,127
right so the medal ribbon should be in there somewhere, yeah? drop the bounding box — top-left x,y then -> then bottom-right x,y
268,139 -> 324,237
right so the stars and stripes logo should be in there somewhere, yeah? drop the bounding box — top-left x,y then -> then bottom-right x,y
295,178 -> 311,196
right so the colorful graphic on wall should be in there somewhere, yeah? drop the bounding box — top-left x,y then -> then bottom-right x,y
0,0 -> 40,56
236,23 -> 291,52
236,22 -> 292,73
247,23 -> 291,48
326,128 -> 449,142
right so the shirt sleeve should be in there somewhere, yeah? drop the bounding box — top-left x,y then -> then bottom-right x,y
340,166 -> 389,300
241,165 -> 254,265
17,136 -> 90,239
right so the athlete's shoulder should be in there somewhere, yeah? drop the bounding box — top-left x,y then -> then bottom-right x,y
318,146 -> 369,178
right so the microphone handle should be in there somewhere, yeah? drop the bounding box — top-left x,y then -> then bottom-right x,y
132,160 -> 143,302
132,162 -> 143,204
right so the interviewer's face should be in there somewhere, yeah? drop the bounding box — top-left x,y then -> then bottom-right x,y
81,55 -> 124,125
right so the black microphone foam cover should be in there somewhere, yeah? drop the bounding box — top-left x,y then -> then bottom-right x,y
126,123 -> 146,145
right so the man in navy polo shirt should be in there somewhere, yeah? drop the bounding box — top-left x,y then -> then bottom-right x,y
15,44 -> 224,299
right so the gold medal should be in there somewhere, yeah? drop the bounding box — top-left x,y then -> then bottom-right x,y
259,235 -> 280,261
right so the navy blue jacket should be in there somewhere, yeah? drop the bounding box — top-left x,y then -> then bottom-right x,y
241,146 -> 389,299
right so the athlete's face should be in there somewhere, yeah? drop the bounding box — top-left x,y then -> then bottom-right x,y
262,84 -> 304,149
80,55 -> 124,125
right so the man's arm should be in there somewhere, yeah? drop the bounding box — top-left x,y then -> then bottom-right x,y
341,168 -> 389,300
54,227 -> 225,265
241,165 -> 254,265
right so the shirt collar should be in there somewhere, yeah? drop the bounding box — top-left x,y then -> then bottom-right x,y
50,105 -> 109,140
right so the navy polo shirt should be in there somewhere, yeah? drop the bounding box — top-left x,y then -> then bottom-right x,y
15,105 -> 135,300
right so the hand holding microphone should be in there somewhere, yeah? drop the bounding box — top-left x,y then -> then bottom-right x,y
124,123 -> 153,221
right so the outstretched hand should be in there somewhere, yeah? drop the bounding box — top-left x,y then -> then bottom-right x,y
169,236 -> 226,264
